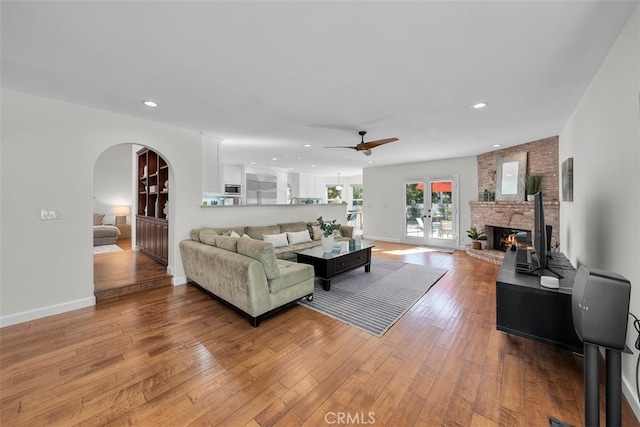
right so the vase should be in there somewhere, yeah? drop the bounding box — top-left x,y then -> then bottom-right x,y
321,234 -> 334,253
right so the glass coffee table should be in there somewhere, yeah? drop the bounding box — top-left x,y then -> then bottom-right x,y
294,242 -> 374,291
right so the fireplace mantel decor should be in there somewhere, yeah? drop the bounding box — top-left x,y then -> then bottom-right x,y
495,152 -> 527,201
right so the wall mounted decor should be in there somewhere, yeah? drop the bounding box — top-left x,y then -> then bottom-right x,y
562,157 -> 574,201
495,152 -> 527,201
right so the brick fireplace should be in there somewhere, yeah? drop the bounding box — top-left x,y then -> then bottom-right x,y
467,136 -> 560,264
469,200 -> 559,257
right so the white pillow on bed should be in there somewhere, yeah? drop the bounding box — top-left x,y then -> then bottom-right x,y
93,213 -> 105,226
262,232 -> 289,248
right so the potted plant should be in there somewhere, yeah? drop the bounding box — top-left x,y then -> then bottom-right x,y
467,227 -> 487,250
525,175 -> 542,201
317,216 -> 341,252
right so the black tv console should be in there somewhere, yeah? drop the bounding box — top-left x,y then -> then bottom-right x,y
496,250 -> 583,354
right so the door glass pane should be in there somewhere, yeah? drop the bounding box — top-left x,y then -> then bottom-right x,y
405,182 -> 425,237
429,180 -> 453,239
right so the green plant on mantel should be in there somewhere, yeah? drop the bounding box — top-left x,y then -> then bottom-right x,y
525,175 -> 542,196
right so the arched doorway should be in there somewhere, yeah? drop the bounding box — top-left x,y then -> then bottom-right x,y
92,144 -> 172,300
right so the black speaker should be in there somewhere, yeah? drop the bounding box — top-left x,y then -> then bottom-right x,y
572,265 -> 631,350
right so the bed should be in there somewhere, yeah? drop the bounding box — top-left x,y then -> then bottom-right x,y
93,213 -> 121,246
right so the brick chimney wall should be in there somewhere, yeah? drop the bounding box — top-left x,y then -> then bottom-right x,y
470,136 -> 560,248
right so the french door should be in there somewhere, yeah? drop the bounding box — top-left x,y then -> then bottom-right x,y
404,177 -> 457,247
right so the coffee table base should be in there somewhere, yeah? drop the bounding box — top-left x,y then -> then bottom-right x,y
319,263 -> 371,291
296,245 -> 373,291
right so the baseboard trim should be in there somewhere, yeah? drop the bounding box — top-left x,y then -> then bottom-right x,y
0,296 -> 96,328
623,375 -> 640,423
172,276 -> 187,286
365,235 -> 402,243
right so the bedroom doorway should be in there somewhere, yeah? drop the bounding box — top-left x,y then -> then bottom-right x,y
92,144 -> 171,300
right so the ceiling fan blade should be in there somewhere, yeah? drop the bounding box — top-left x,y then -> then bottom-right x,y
324,146 -> 358,150
360,138 -> 399,150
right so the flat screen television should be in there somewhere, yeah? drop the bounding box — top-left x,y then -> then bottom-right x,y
532,191 -> 562,278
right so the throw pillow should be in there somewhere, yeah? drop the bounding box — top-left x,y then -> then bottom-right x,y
215,235 -> 238,252
287,229 -> 311,245
230,230 -> 241,238
310,225 -> 323,241
262,232 -> 289,248
241,234 -> 252,239
93,213 -> 105,226
199,229 -> 219,246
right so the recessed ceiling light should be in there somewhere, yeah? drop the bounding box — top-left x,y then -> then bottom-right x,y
311,165 -> 316,168
493,144 -> 502,148
142,100 -> 158,108
250,161 -> 256,165
472,102 -> 488,109
296,157 -> 302,160
271,157 -> 278,161
303,144 -> 311,148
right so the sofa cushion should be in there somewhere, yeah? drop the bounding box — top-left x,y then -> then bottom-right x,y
199,229 -> 219,246
287,229 -> 312,245
263,232 -> 289,248
279,221 -> 308,233
269,260 -> 314,293
237,238 -> 281,279
189,228 -> 201,242
215,235 -> 239,252
308,223 -> 323,241
245,224 -> 281,240
212,226 -> 246,237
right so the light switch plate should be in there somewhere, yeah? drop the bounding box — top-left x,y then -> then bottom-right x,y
40,208 -> 62,220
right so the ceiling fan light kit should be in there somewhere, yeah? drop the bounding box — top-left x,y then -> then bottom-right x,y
325,130 -> 399,156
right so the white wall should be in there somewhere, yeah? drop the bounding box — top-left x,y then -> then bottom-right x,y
0,89 -> 204,325
363,156 -> 477,247
0,91 -> 351,326
560,7 -> 640,417
93,144 -> 134,225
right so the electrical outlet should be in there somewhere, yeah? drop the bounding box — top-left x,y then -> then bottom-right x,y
40,209 -> 62,220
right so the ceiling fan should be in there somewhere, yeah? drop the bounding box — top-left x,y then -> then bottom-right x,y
325,131 -> 398,156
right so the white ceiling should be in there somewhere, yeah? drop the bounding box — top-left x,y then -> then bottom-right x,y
2,1 -> 637,177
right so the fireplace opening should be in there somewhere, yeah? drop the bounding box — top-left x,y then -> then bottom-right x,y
491,226 -> 531,251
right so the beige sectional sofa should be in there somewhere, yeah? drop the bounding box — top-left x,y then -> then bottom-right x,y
180,221 -> 353,326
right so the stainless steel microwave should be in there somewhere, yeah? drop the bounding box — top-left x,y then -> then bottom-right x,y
224,184 -> 241,195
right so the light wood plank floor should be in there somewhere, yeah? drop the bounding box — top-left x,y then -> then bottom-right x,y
2,241 -> 638,426
93,239 -> 172,300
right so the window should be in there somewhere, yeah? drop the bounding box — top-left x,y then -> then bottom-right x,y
352,184 -> 363,208
327,186 -> 342,203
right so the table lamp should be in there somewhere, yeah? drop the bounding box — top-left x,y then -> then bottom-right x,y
113,206 -> 130,224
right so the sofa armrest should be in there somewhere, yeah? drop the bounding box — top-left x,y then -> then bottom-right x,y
340,225 -> 354,238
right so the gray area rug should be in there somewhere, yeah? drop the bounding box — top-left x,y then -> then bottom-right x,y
298,259 -> 447,337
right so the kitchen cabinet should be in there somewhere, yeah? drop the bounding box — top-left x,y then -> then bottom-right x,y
300,174 -> 325,199
223,164 -> 243,185
202,135 -> 222,194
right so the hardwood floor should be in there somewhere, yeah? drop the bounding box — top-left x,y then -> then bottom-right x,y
2,241 -> 638,426
93,239 -> 172,300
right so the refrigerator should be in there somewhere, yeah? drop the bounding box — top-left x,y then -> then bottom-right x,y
246,173 -> 277,205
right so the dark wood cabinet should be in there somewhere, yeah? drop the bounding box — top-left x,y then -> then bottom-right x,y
136,148 -> 169,265
496,250 -> 582,353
